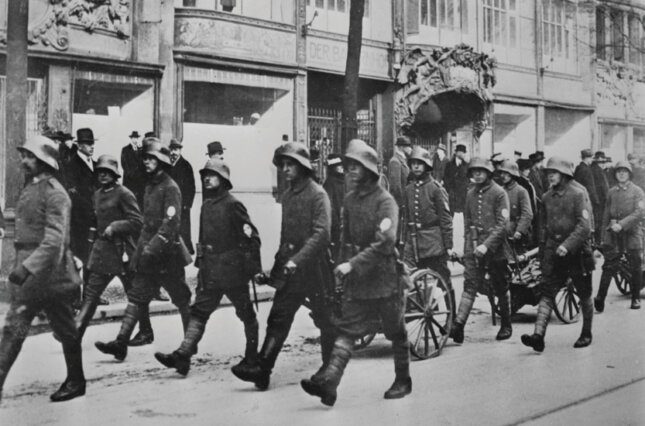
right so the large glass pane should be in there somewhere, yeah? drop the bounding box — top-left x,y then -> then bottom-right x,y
509,16 -> 516,48
430,0 -> 437,27
596,8 -> 606,60
446,0 -> 454,28
338,0 -> 346,13
439,0 -> 446,25
421,0 -> 428,25
315,0 -> 324,8
328,0 -> 335,10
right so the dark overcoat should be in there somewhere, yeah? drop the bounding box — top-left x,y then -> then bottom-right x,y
387,151 -> 409,208
573,162 -> 600,208
169,156 -> 196,251
601,181 -> 645,250
87,184 -> 143,275
197,189 -> 261,289
463,179 -> 509,260
322,172 -> 346,248
63,153 -> 98,263
121,144 -> 147,207
443,156 -> 469,213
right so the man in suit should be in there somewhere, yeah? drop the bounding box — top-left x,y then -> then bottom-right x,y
121,130 -> 146,207
64,128 -> 100,302
387,136 -> 412,209
573,149 -> 599,242
443,144 -> 469,217
431,143 -> 449,184
169,138 -> 196,255
207,141 -> 226,160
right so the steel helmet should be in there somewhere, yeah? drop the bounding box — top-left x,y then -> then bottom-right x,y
344,139 -> 379,177
544,156 -> 574,177
142,138 -> 171,165
200,158 -> 232,188
407,146 -> 433,169
614,160 -> 633,176
468,157 -> 494,174
95,154 -> 121,177
18,135 -> 60,171
497,159 -> 519,177
272,142 -> 312,170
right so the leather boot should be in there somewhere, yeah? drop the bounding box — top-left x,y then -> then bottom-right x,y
177,318 -> 207,359
520,333 -> 545,352
574,297 -> 593,348
311,330 -> 336,382
154,351 -> 191,376
449,321 -> 464,344
450,291 -> 475,343
384,338 -> 411,399
0,331 -> 24,402
232,319 -> 259,371
51,342 -> 86,402
129,304 -> 153,347
594,272 -> 612,313
232,335 -> 281,391
301,336 -> 353,407
95,303 -> 139,361
75,300 -> 99,342
495,291 -> 513,341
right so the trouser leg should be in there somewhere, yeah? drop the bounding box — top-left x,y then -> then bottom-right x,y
0,300 -> 37,398
76,273 -> 113,340
301,335 -> 353,407
629,250 -> 642,307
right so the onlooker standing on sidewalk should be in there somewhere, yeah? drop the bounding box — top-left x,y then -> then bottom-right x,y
0,135 -> 85,403
591,152 -> 610,240
207,141 -> 226,160
443,144 -> 469,217
628,153 -> 645,193
76,155 -> 143,341
155,158 -> 261,376
121,130 -> 146,208
594,161 -> 645,312
169,138 -> 196,255
95,139 -> 192,361
573,149 -> 599,218
431,143 -> 449,184
387,136 -> 412,209
522,157 -> 594,353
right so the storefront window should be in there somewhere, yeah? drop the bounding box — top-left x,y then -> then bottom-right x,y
600,123 -> 627,161
634,128 -> 645,157
182,67 -> 293,193
72,70 -> 155,162
493,103 -> 536,159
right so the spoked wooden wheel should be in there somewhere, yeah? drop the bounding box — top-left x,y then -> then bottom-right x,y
405,268 -> 454,360
554,279 -> 581,324
613,270 -> 631,295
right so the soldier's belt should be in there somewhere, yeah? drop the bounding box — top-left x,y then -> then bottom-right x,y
14,242 -> 39,251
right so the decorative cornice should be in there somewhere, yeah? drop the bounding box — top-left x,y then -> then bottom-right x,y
307,29 -> 391,49
174,7 -> 296,33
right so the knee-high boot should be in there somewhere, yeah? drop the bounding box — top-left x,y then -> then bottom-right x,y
75,300 -> 99,342
450,290 -> 476,343
384,338 -> 412,399
129,303 -> 154,347
630,254 -> 642,309
232,319 -> 259,371
496,291 -> 513,341
594,271 -> 612,313
301,336 -> 353,407
521,296 -> 552,352
155,317 -> 206,376
232,333 -> 283,391
51,342 -> 86,402
178,305 -> 191,333
310,329 -> 337,382
0,330 -> 25,402
574,297 -> 593,348
95,303 -> 139,361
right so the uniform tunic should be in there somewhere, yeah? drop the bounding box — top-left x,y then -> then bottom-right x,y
334,180 -> 407,340
127,171 -> 191,307
540,179 -> 594,299
191,188 -> 261,324
5,173 -> 81,346
503,179 -> 533,239
462,179 -> 510,296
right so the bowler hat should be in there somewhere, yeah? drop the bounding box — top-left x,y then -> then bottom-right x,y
580,149 -> 593,159
144,131 -> 155,138
455,144 -> 467,153
395,136 -> 412,147
535,151 -> 545,161
593,151 -> 608,162
207,141 -> 226,156
129,131 -> 140,138
326,153 -> 342,167
45,130 -> 74,142
75,128 -> 97,144
169,138 -> 183,149
517,159 -> 533,171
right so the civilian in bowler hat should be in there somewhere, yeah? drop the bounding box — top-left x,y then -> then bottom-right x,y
443,144 -> 469,216
122,130 -> 147,207
207,141 -> 226,159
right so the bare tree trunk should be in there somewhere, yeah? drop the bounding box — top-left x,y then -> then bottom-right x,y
341,0 -> 365,152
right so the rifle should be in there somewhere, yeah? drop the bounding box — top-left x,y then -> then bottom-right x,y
471,225 -> 497,326
407,222 -> 420,265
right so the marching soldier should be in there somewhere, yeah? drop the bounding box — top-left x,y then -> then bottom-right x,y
497,160 -> 534,247
155,158 -> 261,375
232,142 -> 334,391
95,138 -> 192,361
0,135 -> 85,402
75,155 -> 143,341
403,146 -> 453,297
301,139 -> 412,406
594,161 -> 645,311
450,157 -> 511,343
522,157 -> 595,352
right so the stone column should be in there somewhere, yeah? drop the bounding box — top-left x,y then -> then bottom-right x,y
48,65 -> 73,132
294,0 -> 308,143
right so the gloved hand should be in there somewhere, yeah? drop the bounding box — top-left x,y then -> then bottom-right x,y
474,244 -> 488,258
334,262 -> 352,279
9,265 -> 30,286
513,231 -> 522,240
556,245 -> 568,257
283,260 -> 297,276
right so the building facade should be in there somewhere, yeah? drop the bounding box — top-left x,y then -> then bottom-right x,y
0,0 -> 643,268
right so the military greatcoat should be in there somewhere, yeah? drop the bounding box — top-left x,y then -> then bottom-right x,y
601,181 -> 645,250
